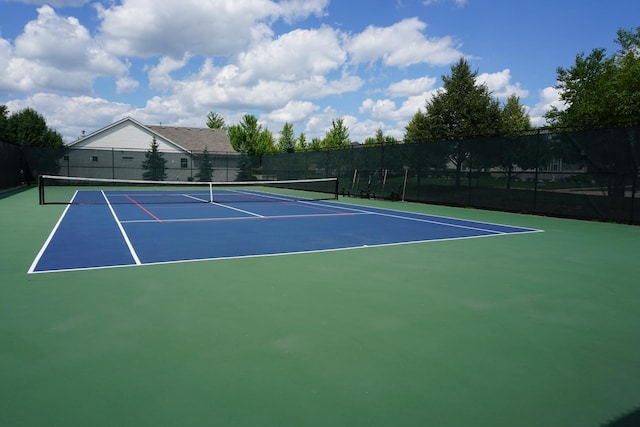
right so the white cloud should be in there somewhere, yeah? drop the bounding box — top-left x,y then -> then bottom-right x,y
304,106 -> 339,136
359,91 -> 431,125
236,26 -> 346,84
386,76 -> 437,97
148,55 -> 191,91
15,6 -> 125,75
6,93 -> 132,141
276,0 -> 329,23
529,86 -> 564,127
116,76 -> 139,94
348,17 -> 463,67
159,52 -> 363,113
96,0 -> 329,59
0,6 -> 128,95
477,69 -> 529,99
262,100 -> 319,124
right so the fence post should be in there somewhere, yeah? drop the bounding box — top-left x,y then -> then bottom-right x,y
533,129 -> 541,212
630,123 -> 639,223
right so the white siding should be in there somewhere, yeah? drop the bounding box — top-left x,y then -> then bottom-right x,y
72,120 -> 186,153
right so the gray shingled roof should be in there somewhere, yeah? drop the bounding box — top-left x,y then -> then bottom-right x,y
147,125 -> 236,154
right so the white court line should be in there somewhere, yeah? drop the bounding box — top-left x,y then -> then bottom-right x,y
120,211 -> 366,224
28,191 -> 78,274
102,190 -> 142,265
300,200 -> 542,235
28,231 -> 518,274
225,189 -> 296,203
183,193 -> 264,218
29,197 -> 542,274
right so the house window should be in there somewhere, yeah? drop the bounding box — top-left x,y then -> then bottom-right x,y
63,155 -> 69,161
91,156 -> 98,162
180,158 -> 188,169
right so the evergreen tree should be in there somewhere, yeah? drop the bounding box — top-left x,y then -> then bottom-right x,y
277,122 -> 296,153
206,111 -> 226,129
482,94 -> 535,189
296,132 -> 308,151
309,138 -> 323,151
194,146 -> 213,182
404,58 -> 501,186
364,128 -> 397,145
500,95 -> 531,134
141,136 -> 167,181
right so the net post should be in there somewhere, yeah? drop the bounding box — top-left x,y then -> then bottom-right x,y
38,175 -> 44,205
209,182 -> 214,203
334,177 -> 339,200
351,169 -> 357,194
402,169 -> 408,202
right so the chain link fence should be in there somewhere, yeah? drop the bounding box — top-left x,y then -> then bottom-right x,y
6,125 -> 640,224
1,140 -> 27,190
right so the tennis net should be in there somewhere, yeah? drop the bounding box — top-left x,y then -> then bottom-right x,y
39,175 -> 339,205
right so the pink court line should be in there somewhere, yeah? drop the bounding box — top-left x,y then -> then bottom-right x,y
125,195 -> 162,222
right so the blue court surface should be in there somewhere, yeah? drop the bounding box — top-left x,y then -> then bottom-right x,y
30,189 -> 542,273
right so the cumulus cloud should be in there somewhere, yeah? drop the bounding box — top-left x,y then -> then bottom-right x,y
96,0 -> 330,59
15,6 -> 125,74
276,0 -> 329,23
0,5 -> 128,95
262,100 -> 319,124
477,69 -> 529,99
158,52 -> 363,113
528,86 -> 564,126
6,93 -> 132,141
236,26 -> 346,84
386,76 -> 437,97
348,17 -> 463,67
148,55 -> 191,91
0,1 -> 477,142
116,76 -> 139,94
360,90 -> 433,124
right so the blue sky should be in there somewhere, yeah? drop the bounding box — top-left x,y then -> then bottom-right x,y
0,0 -> 638,144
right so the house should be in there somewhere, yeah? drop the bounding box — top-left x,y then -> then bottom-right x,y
61,116 -> 238,181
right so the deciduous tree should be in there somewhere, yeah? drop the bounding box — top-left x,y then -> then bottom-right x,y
7,107 -> 63,147
227,114 -> 275,156
545,26 -> 640,128
322,118 -> 350,149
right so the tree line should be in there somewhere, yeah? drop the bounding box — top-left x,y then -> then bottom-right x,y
0,106 -> 63,148
4,25 -> 639,182
208,26 -> 639,159
207,111 -> 359,155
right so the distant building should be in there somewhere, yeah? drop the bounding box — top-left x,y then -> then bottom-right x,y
61,116 -> 238,181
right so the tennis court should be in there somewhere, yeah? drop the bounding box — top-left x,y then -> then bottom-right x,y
30,178 -> 539,273
2,183 -> 640,427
